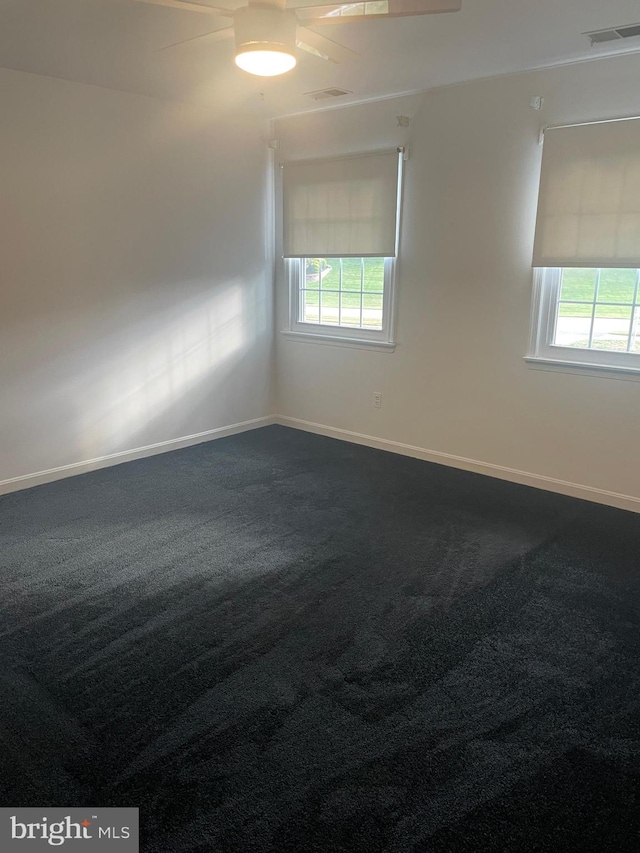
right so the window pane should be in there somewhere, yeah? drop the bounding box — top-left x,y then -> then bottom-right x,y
597,268 -> 637,303
301,290 -> 319,323
363,293 -> 383,309
320,261 -> 340,290
591,305 -> 632,351
362,294 -> 383,328
341,258 -> 364,291
340,292 -> 361,326
554,311 -> 592,348
340,291 -> 360,326
363,293 -> 383,328
304,259 -> 324,289
557,302 -> 591,318
363,311 -> 383,328
319,290 -> 339,325
559,268 -> 597,302
632,308 -> 640,353
340,292 -> 361,309
365,1 -> 389,14
363,258 -> 385,292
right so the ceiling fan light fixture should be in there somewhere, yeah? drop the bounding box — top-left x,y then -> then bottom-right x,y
234,6 -> 298,76
235,47 -> 296,76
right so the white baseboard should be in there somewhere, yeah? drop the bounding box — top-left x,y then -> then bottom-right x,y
4,413 -> 639,514
276,415 -> 640,515
0,416 -> 276,497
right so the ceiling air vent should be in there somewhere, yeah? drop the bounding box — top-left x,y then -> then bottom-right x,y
306,88 -> 352,101
585,23 -> 640,45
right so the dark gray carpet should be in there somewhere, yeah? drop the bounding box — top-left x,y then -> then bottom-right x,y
1,425 -> 639,851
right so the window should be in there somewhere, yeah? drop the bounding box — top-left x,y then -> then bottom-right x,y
529,116 -> 640,373
288,256 -> 394,344
281,149 -> 403,348
531,267 -> 640,370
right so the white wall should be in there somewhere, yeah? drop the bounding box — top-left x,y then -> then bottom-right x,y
0,69 -> 273,490
274,54 -> 640,508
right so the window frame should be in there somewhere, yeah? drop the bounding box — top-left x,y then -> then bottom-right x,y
285,256 -> 397,349
528,267 -> 640,374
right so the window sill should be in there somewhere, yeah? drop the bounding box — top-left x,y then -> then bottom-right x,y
281,330 -> 396,352
524,355 -> 640,382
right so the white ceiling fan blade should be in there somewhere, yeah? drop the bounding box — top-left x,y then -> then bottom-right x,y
133,0 -> 234,18
292,0 -> 461,25
156,25 -> 234,52
297,27 -> 358,62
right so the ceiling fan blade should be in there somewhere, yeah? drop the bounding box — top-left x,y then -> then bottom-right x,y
297,27 -> 358,62
133,0 -> 234,18
156,24 -> 234,51
292,0 -> 461,25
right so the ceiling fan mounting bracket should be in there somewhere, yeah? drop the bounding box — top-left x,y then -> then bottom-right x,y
234,6 -> 298,55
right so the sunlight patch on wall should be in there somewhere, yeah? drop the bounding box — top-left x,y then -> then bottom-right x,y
79,280 -> 246,456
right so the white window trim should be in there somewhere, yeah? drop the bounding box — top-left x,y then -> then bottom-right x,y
283,256 -> 397,351
526,267 -> 640,379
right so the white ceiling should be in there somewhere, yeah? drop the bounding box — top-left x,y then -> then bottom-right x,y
1,0 -> 640,118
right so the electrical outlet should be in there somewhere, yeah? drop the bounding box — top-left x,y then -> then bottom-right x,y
373,392 -> 382,408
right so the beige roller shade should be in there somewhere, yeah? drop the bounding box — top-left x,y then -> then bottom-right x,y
532,118 -> 640,268
283,150 -> 400,258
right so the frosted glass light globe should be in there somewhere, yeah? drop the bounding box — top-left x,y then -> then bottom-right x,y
235,48 -> 297,77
